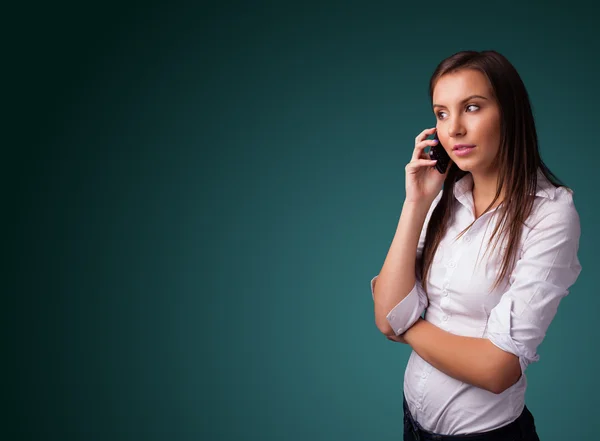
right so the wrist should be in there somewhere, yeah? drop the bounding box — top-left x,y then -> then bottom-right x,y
404,318 -> 424,345
401,202 -> 430,222
402,199 -> 434,216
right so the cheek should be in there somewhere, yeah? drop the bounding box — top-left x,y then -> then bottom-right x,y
477,118 -> 501,152
489,127 -> 502,154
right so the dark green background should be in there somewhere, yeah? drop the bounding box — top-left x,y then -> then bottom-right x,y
8,1 -> 598,440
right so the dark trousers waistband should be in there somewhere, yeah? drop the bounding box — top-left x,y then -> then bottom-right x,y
403,396 -> 540,441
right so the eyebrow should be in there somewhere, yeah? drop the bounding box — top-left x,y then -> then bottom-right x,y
432,95 -> 489,109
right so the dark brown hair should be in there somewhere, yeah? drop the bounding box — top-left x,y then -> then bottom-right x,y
420,50 -> 566,292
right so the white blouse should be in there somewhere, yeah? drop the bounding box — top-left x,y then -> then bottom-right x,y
370,169 -> 582,435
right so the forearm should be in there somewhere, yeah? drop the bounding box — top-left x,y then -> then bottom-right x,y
403,318 -> 513,393
373,201 -> 431,335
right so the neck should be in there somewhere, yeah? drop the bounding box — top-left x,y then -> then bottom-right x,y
471,170 -> 504,212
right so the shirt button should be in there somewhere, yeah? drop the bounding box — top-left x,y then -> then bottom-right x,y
448,260 -> 456,268
442,289 -> 449,297
443,315 -> 449,321
421,372 -> 427,379
464,235 -> 471,242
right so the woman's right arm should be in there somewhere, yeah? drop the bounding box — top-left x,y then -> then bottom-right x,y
373,202 -> 432,335
372,127 -> 451,337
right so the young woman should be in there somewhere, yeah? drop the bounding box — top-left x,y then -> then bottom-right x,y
371,50 -> 582,440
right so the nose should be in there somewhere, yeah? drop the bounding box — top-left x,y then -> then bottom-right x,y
447,117 -> 466,138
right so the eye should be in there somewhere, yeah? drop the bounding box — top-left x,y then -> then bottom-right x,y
436,111 -> 448,119
466,104 -> 480,112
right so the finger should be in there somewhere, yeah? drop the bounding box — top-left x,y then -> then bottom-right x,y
414,127 -> 437,145
406,158 -> 438,172
412,138 -> 440,162
387,334 -> 408,344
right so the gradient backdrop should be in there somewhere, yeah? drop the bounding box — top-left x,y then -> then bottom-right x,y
8,1 -> 599,440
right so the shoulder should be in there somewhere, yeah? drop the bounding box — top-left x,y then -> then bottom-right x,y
532,185 -> 578,223
525,185 -> 580,243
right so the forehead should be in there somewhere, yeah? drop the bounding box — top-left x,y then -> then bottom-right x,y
432,69 -> 492,103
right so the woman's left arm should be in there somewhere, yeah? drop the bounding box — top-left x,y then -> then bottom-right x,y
398,194 -> 582,395
401,318 -> 518,394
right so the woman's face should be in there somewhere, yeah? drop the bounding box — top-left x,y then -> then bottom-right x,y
432,69 -> 502,177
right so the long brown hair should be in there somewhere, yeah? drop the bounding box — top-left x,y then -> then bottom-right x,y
420,50 -> 566,292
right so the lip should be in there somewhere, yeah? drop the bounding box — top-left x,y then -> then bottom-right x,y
453,145 -> 476,157
453,144 -> 476,151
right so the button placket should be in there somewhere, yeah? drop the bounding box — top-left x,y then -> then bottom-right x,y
443,260 -> 456,325
416,365 -> 432,412
442,278 -> 450,296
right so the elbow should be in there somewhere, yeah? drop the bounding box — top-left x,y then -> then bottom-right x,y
483,373 -> 509,395
487,379 -> 508,395
374,306 -> 400,337
487,360 -> 522,395
374,302 -> 417,337
374,300 -> 396,337
375,314 -> 396,337
488,380 -> 515,395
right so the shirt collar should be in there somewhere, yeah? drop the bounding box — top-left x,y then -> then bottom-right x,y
534,169 -> 557,200
453,168 -> 556,209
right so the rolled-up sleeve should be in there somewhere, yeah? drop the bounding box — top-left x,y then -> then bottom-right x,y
486,193 -> 582,373
371,274 -> 428,334
370,191 -> 441,335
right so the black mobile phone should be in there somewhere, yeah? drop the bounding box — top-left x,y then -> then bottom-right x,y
429,132 -> 450,174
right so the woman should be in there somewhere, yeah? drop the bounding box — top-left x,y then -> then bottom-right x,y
370,50 -> 582,440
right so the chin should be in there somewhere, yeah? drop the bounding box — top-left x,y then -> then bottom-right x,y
453,158 -> 495,176
452,159 -> 475,172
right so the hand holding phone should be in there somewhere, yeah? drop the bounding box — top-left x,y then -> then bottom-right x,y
405,127 -> 450,205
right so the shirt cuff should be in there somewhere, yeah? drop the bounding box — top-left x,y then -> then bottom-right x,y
385,283 -> 428,335
370,276 -> 377,300
486,297 -> 540,373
